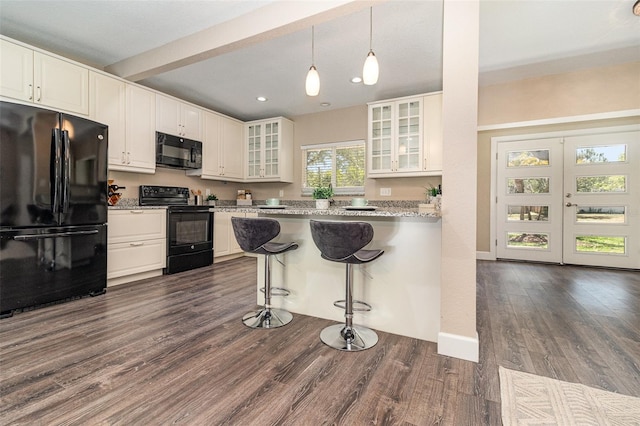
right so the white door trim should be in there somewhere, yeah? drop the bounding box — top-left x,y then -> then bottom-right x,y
488,124 -> 640,263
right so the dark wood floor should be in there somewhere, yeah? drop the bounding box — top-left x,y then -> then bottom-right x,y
1,258 -> 639,425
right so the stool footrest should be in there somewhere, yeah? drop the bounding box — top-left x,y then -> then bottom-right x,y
260,287 -> 291,297
333,299 -> 372,312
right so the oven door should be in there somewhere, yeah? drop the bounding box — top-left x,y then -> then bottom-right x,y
167,209 -> 213,256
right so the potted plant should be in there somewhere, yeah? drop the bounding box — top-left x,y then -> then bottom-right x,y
312,185 -> 333,209
206,194 -> 218,206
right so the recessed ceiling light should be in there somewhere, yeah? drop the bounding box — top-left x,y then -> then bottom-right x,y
320,102 -> 331,107
350,77 -> 363,84
634,0 -> 640,16
256,96 -> 268,102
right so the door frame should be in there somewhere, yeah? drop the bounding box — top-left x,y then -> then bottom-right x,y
488,124 -> 640,263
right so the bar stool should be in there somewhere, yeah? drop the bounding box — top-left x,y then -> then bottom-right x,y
309,220 -> 384,351
231,217 -> 298,329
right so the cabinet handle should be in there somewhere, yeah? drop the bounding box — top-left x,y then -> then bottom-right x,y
121,152 -> 126,164
129,242 -> 145,247
127,152 -> 131,164
36,86 -> 42,102
28,84 -> 33,100
129,210 -> 145,214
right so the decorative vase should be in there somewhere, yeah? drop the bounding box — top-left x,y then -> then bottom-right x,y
315,199 -> 330,209
207,200 -> 216,206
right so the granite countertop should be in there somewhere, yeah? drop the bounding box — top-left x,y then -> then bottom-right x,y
212,205 -> 440,219
108,198 -> 441,219
108,205 -> 168,210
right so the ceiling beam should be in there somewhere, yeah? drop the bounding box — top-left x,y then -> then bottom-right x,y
105,0 -> 383,82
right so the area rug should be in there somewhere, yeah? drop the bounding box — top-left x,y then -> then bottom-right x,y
499,366 -> 640,425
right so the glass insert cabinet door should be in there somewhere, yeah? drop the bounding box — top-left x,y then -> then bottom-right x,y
369,103 -> 393,172
263,121 -> 279,177
368,98 -> 423,174
247,124 -> 262,178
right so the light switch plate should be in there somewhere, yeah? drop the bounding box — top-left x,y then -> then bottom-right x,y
380,188 -> 391,196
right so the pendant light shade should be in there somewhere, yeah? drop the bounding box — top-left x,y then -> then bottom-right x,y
363,7 -> 379,85
305,26 -> 320,96
363,51 -> 379,85
306,65 -> 320,96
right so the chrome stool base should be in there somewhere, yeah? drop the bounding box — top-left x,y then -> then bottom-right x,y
242,308 -> 293,329
320,323 -> 378,351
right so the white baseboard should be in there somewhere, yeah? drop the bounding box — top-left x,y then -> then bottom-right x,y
476,251 -> 495,260
438,331 -> 479,362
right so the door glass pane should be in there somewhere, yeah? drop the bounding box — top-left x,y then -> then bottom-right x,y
507,232 -> 549,249
507,205 -> 549,221
576,145 -> 626,164
576,175 -> 626,193
576,206 -> 625,223
507,150 -> 550,167
507,178 -> 550,194
575,235 -> 625,254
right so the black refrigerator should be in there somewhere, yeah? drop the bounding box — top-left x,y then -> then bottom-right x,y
0,101 -> 108,317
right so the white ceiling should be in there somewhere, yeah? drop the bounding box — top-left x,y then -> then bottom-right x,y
0,0 -> 638,122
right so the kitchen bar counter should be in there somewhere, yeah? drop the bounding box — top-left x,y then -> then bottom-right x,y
212,205 -> 440,219
235,207 -> 442,343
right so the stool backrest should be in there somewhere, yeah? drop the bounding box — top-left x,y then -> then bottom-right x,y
231,217 -> 281,253
309,220 -> 374,261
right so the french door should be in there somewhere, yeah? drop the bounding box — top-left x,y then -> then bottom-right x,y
496,129 -> 639,269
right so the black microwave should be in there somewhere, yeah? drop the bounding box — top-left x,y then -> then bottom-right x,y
156,132 -> 202,170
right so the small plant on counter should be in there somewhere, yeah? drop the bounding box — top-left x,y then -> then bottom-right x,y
206,194 -> 218,206
312,185 -> 333,200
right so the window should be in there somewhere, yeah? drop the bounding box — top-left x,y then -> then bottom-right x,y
301,140 -> 365,196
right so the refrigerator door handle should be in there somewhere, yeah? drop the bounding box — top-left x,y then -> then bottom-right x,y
61,130 -> 71,214
12,229 -> 99,241
50,129 -> 63,214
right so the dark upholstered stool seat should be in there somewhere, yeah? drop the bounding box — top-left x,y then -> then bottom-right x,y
232,217 -> 297,329
310,220 -> 384,351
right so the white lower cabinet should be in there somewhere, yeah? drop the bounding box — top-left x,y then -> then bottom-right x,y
214,211 -> 257,259
107,209 -> 166,285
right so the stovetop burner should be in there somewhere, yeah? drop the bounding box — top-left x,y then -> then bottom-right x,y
139,185 -> 209,210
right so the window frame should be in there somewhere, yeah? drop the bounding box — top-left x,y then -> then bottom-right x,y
301,139 -> 366,196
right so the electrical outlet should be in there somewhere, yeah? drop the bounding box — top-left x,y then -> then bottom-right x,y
279,190 -> 284,197
205,188 -> 211,196
380,188 -> 392,196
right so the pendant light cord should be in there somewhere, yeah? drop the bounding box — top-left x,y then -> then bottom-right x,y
311,26 -> 315,65
369,7 -> 373,51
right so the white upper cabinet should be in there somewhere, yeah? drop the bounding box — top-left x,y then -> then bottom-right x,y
125,85 -> 156,173
220,116 -> 244,179
156,94 -> 202,140
1,39 -> 89,115
245,117 -> 294,182
90,71 -> 156,174
188,111 -> 244,181
367,92 -> 442,177
89,72 -> 126,169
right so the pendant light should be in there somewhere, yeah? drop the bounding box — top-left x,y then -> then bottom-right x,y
305,26 -> 320,96
362,7 -> 379,85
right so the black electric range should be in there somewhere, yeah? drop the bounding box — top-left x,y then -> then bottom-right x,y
139,186 -> 213,274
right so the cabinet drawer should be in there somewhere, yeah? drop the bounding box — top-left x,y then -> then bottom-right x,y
108,209 -> 166,243
107,238 -> 166,279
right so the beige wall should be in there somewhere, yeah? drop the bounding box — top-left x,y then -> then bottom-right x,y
476,61 -> 640,252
